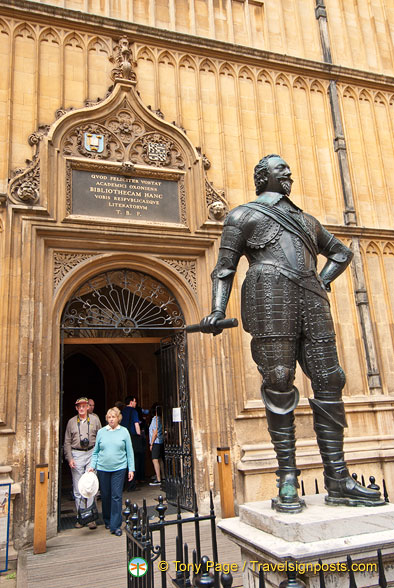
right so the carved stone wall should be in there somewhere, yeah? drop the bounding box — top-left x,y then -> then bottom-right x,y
26,0 -> 394,76
162,258 -> 197,293
53,252 -> 97,290
0,1 -> 393,550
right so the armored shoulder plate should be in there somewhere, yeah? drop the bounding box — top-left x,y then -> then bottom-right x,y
223,204 -> 254,227
220,225 -> 244,252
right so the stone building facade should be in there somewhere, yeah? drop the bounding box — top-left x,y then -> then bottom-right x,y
0,0 -> 393,552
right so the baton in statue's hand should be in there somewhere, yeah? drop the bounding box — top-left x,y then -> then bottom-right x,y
186,318 -> 238,334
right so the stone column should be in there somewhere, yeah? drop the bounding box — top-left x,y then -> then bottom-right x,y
315,0 -> 382,394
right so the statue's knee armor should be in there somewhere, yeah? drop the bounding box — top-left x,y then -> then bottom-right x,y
322,366 -> 346,392
262,386 -> 299,415
261,365 -> 296,393
310,365 -> 346,393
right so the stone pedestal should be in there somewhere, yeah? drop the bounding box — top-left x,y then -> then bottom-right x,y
218,494 -> 394,587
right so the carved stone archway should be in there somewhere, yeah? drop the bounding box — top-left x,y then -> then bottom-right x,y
59,267 -> 194,511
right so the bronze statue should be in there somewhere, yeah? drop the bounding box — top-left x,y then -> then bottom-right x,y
201,154 -> 384,512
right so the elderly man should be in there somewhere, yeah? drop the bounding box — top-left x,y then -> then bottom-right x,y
87,398 -> 101,423
201,154 -> 383,512
87,398 -> 95,415
64,397 -> 101,527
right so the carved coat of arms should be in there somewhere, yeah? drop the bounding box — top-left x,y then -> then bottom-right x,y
84,133 -> 104,153
147,142 -> 167,162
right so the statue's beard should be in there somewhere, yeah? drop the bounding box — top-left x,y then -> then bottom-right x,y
279,178 -> 293,195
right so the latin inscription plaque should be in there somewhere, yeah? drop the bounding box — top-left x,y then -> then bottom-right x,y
72,169 -> 180,223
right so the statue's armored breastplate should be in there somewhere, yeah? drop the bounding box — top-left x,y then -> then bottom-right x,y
246,218 -> 289,267
245,208 -> 317,272
246,214 -> 281,249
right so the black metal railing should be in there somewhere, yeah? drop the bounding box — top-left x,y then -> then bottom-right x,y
300,473 -> 390,503
254,549 -> 390,588
124,493 -> 218,588
182,548 -> 390,588
125,497 -> 155,588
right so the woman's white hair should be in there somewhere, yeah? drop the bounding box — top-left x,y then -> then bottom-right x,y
106,406 -> 122,422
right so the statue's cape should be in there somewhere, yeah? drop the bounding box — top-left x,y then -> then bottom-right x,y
243,201 -> 319,262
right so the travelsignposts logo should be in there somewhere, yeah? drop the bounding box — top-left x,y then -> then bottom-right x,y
128,557 -> 148,578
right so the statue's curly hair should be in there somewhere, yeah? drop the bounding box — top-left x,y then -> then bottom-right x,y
253,154 -> 282,195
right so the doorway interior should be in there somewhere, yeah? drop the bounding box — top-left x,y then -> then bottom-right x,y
59,339 -> 161,529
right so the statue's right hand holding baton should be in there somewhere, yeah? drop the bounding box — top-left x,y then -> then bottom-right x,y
186,312 -> 238,335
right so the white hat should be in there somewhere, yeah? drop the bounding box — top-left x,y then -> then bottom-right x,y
78,472 -> 99,499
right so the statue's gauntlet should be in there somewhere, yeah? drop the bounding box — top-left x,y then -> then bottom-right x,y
319,239 -> 353,291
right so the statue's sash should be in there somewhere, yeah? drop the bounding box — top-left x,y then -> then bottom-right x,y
244,201 -> 319,262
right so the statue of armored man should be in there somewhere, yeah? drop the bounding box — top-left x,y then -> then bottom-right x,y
201,154 -> 384,512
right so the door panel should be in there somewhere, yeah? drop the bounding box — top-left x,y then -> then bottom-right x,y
160,332 -> 194,510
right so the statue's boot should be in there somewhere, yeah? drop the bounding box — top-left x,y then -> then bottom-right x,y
264,388 -> 306,513
310,396 -> 385,506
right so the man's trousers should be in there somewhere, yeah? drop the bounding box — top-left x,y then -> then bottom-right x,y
71,448 -> 94,512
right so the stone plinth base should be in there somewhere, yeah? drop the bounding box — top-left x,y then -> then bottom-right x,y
218,494 -> 394,587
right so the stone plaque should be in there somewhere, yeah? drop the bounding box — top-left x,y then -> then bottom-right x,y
72,170 -> 180,222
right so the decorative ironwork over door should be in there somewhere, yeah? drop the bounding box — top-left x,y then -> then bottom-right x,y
61,269 -> 185,337
160,333 -> 194,510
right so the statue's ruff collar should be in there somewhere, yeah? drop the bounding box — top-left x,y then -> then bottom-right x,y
255,193 -> 303,212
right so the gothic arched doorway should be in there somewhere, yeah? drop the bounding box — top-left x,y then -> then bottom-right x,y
59,268 -> 194,529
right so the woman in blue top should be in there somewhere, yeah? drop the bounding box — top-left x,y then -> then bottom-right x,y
90,406 -> 134,536
149,404 -> 165,486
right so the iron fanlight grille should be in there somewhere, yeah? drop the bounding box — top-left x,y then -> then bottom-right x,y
61,269 -> 185,338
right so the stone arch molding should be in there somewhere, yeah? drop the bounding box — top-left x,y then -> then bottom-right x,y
53,250 -> 197,297
53,253 -> 202,335
7,37 -> 228,225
